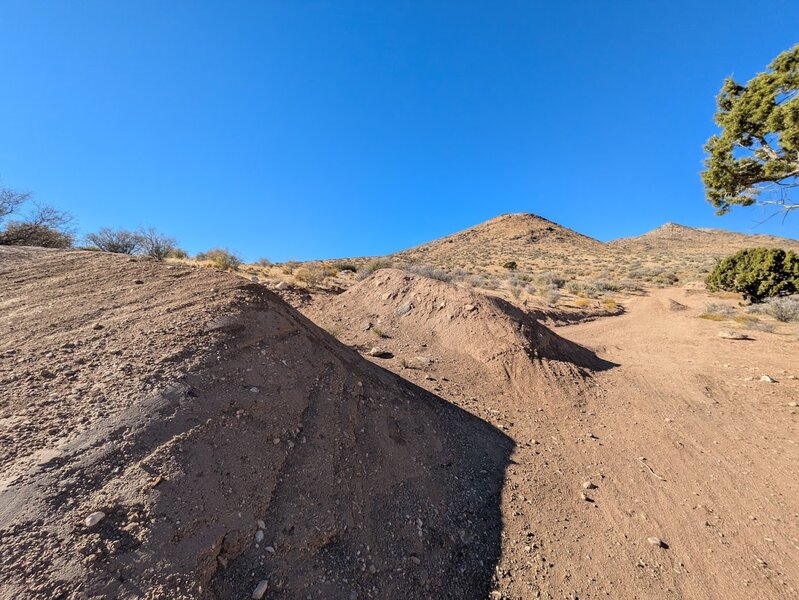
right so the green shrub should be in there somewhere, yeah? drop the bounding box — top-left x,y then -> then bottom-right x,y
706,248 -> 799,302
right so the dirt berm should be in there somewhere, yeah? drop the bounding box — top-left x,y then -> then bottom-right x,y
305,269 -> 611,400
0,247 -> 512,600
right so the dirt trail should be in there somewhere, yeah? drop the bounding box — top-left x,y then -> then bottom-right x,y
546,288 -> 799,599
305,276 -> 799,599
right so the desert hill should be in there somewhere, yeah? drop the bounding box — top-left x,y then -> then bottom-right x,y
0,247 -> 516,599
610,221 -> 799,254
254,214 -> 799,303
390,213 -> 605,273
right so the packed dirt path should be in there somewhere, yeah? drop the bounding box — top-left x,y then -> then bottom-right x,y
304,275 -> 799,599
538,287 -> 799,599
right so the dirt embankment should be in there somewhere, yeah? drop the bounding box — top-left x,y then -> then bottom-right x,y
0,248 -> 512,599
304,269 -> 612,398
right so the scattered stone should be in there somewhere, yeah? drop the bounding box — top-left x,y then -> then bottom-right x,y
252,580 -> 269,599
648,536 -> 665,548
133,279 -> 144,285
249,387 -> 259,393
463,304 -> 477,312
580,492 -> 594,502
265,545 -> 276,554
368,347 -> 392,358
274,281 -> 287,291
361,321 -> 372,331
396,303 -> 413,316
257,520 -> 266,529
92,323 -> 104,331
717,330 -> 750,340
582,481 -> 597,490
760,375 -> 777,383
255,530 -> 264,543
84,511 -> 106,527
789,402 -> 798,408
668,299 -> 687,311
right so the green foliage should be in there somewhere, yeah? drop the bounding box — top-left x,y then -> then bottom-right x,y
706,248 -> 799,302
702,44 -> 799,215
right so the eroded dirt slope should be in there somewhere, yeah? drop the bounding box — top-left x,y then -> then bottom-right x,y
0,247 -> 512,600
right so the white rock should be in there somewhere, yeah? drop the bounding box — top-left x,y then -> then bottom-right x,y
760,375 -> 777,383
84,511 -> 106,527
257,520 -> 266,529
252,580 -> 269,599
255,530 -> 264,543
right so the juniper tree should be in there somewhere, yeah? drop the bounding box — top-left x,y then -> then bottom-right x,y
702,45 -> 799,218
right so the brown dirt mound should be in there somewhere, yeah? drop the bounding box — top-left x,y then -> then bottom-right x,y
306,269 -> 612,399
0,247 -> 512,599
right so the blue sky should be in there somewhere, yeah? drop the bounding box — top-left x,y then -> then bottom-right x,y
1,1 -> 797,261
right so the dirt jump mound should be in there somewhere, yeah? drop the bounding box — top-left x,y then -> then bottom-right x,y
309,269 -> 610,397
0,248 -> 512,600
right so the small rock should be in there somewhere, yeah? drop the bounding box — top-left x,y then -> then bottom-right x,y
396,303 -> 413,316
249,387 -> 259,393
717,330 -> 750,340
92,323 -> 104,331
133,279 -> 144,285
580,492 -> 594,502
265,545 -> 275,554
760,375 -> 777,383
274,281 -> 287,290
257,520 -> 266,529
582,481 -> 597,490
368,347 -> 392,358
361,321 -> 372,331
255,530 -> 264,543
648,536 -> 665,548
84,511 -> 106,527
463,304 -> 477,312
252,580 -> 269,599
789,402 -> 798,408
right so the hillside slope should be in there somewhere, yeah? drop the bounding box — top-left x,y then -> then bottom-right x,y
390,213 -> 605,273
0,247 -> 512,600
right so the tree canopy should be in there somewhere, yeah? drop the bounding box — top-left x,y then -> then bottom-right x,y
702,44 -> 799,218
706,247 -> 799,302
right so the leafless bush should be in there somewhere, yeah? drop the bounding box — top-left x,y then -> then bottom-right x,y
86,228 -> 142,254
764,296 -> 799,322
137,227 -> 177,261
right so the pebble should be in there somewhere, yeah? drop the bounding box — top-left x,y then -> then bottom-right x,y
255,530 -> 264,543
648,536 -> 664,548
252,580 -> 269,599
760,375 -> 777,383
368,347 -> 392,358
249,387 -> 259,393
257,520 -> 266,529
580,492 -> 594,502
265,546 -> 276,554
789,402 -> 798,407
582,481 -> 597,490
84,511 -> 106,527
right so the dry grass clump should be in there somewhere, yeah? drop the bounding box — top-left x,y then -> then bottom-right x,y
195,248 -> 241,271
699,302 -> 735,320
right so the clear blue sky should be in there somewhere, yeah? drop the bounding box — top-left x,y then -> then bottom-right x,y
1,1 -> 797,261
